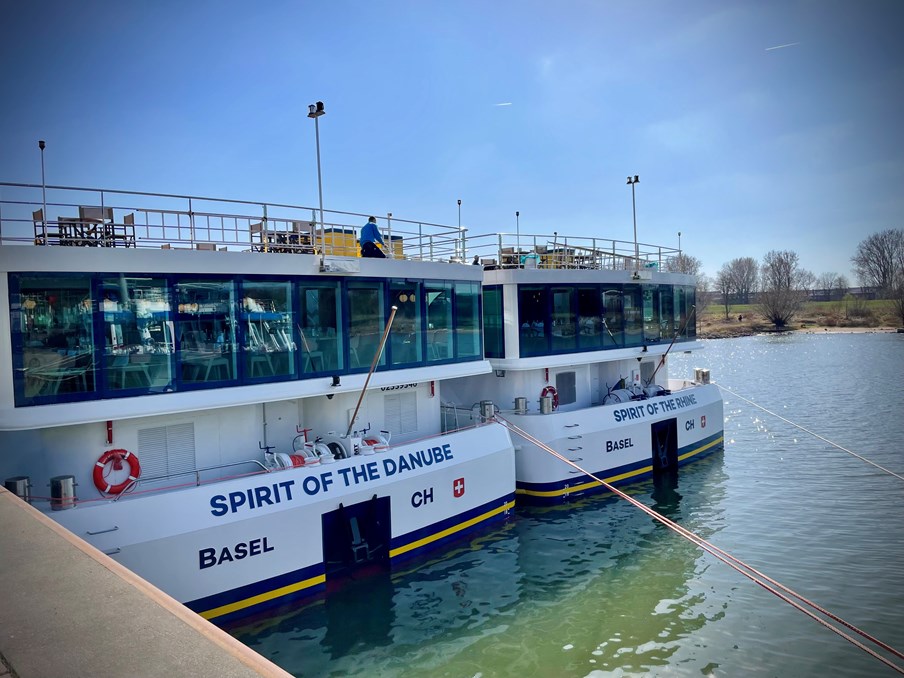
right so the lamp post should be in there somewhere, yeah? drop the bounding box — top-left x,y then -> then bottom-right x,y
457,199 -> 462,258
39,140 -> 47,226
678,231 -> 682,256
307,101 -> 326,268
515,210 -> 520,254
627,175 -> 639,270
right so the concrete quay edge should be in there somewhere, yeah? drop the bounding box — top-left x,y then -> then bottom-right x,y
0,487 -> 292,678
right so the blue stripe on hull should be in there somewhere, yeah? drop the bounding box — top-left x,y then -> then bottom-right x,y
189,493 -> 515,624
515,431 -> 724,505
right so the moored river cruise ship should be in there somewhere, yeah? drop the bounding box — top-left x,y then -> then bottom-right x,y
0,183 -> 515,624
0,181 -> 722,622
444,231 -> 724,504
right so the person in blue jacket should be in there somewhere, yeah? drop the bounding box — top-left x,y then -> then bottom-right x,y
359,216 -> 386,258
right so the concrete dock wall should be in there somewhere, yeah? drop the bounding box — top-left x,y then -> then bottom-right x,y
0,487 -> 292,678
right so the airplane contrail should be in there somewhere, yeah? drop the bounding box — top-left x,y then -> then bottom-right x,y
765,42 -> 800,51
494,102 -> 513,107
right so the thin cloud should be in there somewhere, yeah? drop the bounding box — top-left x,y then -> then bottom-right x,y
765,42 -> 800,51
494,102 -> 513,107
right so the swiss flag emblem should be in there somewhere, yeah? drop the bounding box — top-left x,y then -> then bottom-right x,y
453,477 -> 465,498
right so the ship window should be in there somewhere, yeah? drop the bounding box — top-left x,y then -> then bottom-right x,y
551,287 -> 576,352
659,284 -> 675,339
390,279 -> 423,365
602,286 -> 624,348
137,422 -> 196,482
642,285 -> 661,343
577,287 -> 603,351
241,279 -> 297,380
12,273 -> 97,404
348,281 -> 385,370
299,281 -> 343,374
482,285 -> 504,359
623,284 -> 644,348
518,286 -> 547,357
454,281 -> 480,358
426,281 -> 454,362
100,276 -> 173,394
175,278 -> 237,386
385,391 -> 418,434
555,371 -> 576,406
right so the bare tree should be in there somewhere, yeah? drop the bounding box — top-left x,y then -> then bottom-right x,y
756,250 -> 810,328
671,252 -> 702,275
892,269 -> 904,326
695,274 -> 713,317
816,272 -> 842,300
836,274 -> 850,296
726,257 -> 758,304
851,229 -> 904,297
715,264 -> 733,320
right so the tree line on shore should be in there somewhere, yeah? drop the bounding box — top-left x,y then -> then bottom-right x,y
671,229 -> 904,328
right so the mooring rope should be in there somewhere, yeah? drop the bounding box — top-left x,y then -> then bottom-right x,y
493,415 -> 904,674
716,383 -> 904,482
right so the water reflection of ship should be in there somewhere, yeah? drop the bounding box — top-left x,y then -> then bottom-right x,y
230,452 -> 727,677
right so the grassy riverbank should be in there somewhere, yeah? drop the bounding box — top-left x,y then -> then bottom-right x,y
698,300 -> 900,339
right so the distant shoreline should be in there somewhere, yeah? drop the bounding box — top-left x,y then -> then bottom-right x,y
698,325 -> 899,339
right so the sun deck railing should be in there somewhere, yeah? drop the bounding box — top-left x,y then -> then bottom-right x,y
0,182 -> 681,271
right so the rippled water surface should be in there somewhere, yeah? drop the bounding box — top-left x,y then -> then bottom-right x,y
231,333 -> 904,677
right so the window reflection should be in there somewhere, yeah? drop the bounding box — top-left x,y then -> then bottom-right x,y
348,282 -> 385,370
390,280 -> 422,365
175,279 -> 237,384
427,281 -> 454,361
455,281 -> 480,358
16,275 -> 96,399
101,276 -> 173,392
241,280 -> 296,380
551,287 -> 576,352
299,282 -> 342,373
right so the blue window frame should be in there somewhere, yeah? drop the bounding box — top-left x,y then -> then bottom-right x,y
7,271 -> 484,408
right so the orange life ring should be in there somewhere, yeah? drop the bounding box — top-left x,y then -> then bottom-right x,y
541,385 -> 559,410
93,449 -> 141,495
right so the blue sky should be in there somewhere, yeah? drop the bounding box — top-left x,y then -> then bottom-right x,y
2,0 -> 902,281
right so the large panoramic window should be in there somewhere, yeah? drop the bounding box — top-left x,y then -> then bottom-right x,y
550,287 -> 576,353
6,271 -> 484,407
101,275 -> 173,393
175,279 -> 237,386
623,284 -> 644,348
455,281 -> 481,358
299,281 -> 342,373
576,287 -> 602,351
642,285 -> 661,343
518,286 -> 547,357
389,279 -> 423,366
426,281 -> 454,362
348,281 -> 385,370
602,287 -> 624,348
659,284 -> 675,339
13,274 -> 96,401
241,279 -> 296,380
482,285 -> 504,359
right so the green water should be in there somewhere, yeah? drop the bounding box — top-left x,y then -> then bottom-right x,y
231,333 -> 904,676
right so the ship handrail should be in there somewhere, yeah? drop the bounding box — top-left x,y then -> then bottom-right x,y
131,458 -> 271,489
1,180 -> 683,270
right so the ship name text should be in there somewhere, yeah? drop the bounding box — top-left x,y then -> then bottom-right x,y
612,393 -> 698,423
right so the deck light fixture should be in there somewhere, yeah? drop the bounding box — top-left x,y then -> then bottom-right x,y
307,102 -> 326,270
627,175 -> 639,270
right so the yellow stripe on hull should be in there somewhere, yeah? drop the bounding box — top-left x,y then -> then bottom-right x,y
516,435 -> 724,499
200,573 -> 327,621
389,500 -> 516,558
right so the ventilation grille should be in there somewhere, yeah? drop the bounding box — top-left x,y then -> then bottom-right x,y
385,392 -> 418,434
138,422 -> 196,480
